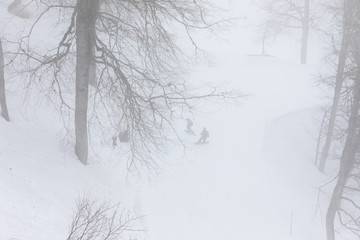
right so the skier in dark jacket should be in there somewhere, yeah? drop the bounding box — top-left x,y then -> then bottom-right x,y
197,127 -> 209,144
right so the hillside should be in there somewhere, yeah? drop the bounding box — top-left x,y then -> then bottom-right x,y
0,1 -> 339,239
0,54 -> 332,239
139,56 -> 329,240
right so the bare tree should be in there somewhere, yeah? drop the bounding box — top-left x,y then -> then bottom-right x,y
67,196 -> 142,240
15,0 -> 236,167
0,0 -> 30,122
318,0 -> 353,173
0,0 -> 45,122
326,76 -> 360,240
325,1 -> 360,238
260,0 -> 311,64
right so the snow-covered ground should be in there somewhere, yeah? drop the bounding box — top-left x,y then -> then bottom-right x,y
0,53 -> 332,240
139,56 -> 329,240
0,0 -> 341,240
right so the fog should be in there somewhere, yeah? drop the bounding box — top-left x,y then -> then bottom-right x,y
0,0 -> 358,240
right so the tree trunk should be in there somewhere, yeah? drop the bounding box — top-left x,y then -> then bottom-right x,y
300,0 -> 310,64
319,0 -> 350,173
261,22 -> 270,55
75,0 -> 98,164
0,39 -> 10,122
326,77 -> 360,240
89,46 -> 96,87
318,41 -> 348,172
326,174 -> 347,240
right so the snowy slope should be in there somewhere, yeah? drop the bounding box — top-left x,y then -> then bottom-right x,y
262,107 -> 329,239
0,0 -> 338,239
0,116 -> 142,240
0,55 -> 331,240
138,56 -> 330,240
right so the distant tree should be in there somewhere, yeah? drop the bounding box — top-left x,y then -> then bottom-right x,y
260,0 -> 311,63
0,0 -> 32,122
318,0 -> 353,173
258,21 -> 271,55
0,0 -> 42,122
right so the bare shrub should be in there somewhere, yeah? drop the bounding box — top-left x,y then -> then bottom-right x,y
67,197 -> 142,240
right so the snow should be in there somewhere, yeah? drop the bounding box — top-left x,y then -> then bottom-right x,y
1,54 -> 332,240
0,51 -> 334,239
0,1 -> 343,240
0,117 -> 141,240
138,57 -> 329,240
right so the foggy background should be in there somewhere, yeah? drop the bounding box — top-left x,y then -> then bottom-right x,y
0,0 -> 358,240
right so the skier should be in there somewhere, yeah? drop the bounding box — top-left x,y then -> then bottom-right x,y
197,127 -> 209,144
186,118 -> 194,134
